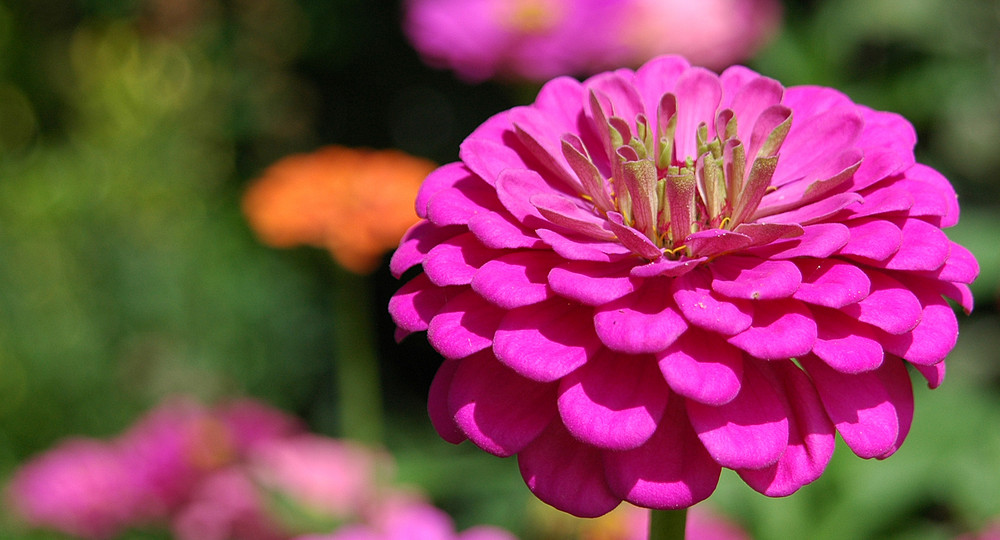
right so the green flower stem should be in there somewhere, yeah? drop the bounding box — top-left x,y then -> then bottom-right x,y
649,508 -> 687,540
330,265 -> 383,445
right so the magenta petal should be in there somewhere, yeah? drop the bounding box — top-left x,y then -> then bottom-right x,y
914,361 -> 946,389
532,193 -> 616,241
424,232 -> 502,286
427,289 -> 505,359
840,271 -> 921,335
548,259 -> 640,306
517,422 -> 621,518
738,360 -> 835,496
493,298 -> 601,382
904,164 -> 960,227
468,210 -> 544,250
793,259 -> 871,308
727,299 -> 817,359
838,219 -> 902,261
874,358 -> 914,459
757,192 -> 863,225
799,354 -> 902,459
929,242 -> 979,284
673,67 -> 723,159
686,360 -> 789,470
557,349 -> 668,450
657,328 -> 744,406
593,281 -> 687,354
630,257 -> 705,278
810,307 -> 885,373
426,174 -> 500,226
471,251 -> 559,309
427,357 -> 467,444
391,222 -> 465,278
536,228 -> 633,262
881,290 -> 958,366
709,256 -> 802,300
494,169 -> 552,226
606,212 -> 663,260
449,351 -> 557,457
671,268 -> 753,336
879,219 -> 950,272
747,223 -> 850,260
634,56 -> 690,121
685,229 -> 752,258
603,398 -> 721,509
416,162 -> 475,218
389,273 -> 458,336
776,107 -> 863,184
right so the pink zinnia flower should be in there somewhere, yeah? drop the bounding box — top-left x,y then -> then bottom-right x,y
403,0 -> 630,82
5,440 -> 146,539
171,468 -> 289,540
389,55 -> 978,517
296,496 -> 517,540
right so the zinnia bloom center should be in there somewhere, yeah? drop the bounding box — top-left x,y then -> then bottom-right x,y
561,90 -> 792,259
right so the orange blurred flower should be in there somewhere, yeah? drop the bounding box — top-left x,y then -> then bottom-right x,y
243,146 -> 436,274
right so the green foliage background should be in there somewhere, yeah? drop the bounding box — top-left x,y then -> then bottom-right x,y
0,1 -> 997,539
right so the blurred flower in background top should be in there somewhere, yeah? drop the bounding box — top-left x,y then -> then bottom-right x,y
389,54 -> 977,517
243,146 -> 437,274
402,0 -> 781,83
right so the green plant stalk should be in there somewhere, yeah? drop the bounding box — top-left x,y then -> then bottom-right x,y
649,508 -> 687,540
330,265 -> 383,444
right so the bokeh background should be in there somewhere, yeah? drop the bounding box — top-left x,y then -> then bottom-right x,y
0,0 -> 998,538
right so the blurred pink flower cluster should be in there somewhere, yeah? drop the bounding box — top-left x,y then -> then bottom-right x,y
403,0 -> 781,82
4,398 -> 513,540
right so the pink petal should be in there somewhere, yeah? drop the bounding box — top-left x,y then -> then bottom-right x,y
427,289 -> 505,359
468,210 -> 545,250
775,107 -> 863,186
686,360 -> 790,469
709,256 -> 802,300
593,280 -> 687,354
798,354 -> 904,459
494,169 -> 554,226
924,242 -> 979,284
810,307 -> 885,373
904,164 -> 960,227
427,357 -> 467,444
426,174 -> 500,226
471,251 -> 559,309
685,229 -> 752,258
671,269 -> 754,336
510,109 -> 582,192
793,259 -> 871,308
633,56 -> 690,122
587,72 -> 646,131
493,298 -> 601,382
606,211 -> 664,260
881,289 -> 958,366
837,218 -> 902,261
657,328 -> 744,406
630,257 -> 705,278
726,73 -> 785,145
532,193 -> 616,240
449,351 -> 558,457
878,219 -> 950,272
839,271 -> 921,335
424,232 -> 502,286
746,223 -> 850,259
416,162 -> 475,218
517,422 -> 621,518
603,398 -> 721,509
737,360 -> 835,496
391,222 -> 465,278
389,273 -> 458,337
535,228 -> 633,262
874,357 -> 914,459
914,361 -> 946,389
557,349 -> 668,450
757,192 -> 863,225
673,67 -> 723,160
727,299 -> 817,359
548,259 -> 641,306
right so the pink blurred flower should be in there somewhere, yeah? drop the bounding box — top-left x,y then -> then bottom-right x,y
296,497 -> 517,540
5,440 -> 145,539
403,0 -> 630,82
248,435 -> 390,521
621,0 -> 781,70
172,468 -> 289,540
403,0 -> 781,83
389,55 -> 978,517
